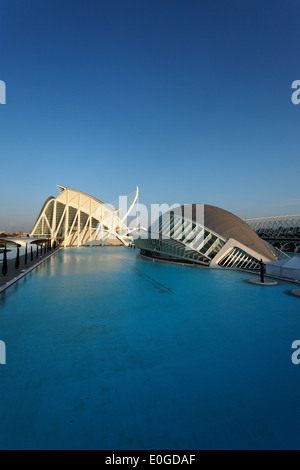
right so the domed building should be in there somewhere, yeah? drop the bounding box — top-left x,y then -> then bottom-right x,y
135,204 -> 286,270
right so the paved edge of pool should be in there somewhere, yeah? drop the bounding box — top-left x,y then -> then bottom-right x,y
0,249 -> 62,294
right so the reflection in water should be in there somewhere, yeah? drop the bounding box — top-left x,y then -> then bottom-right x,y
0,247 -> 299,450
0,290 -> 6,307
0,255 -> 55,306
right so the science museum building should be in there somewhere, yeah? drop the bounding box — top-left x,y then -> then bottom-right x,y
135,204 -> 286,270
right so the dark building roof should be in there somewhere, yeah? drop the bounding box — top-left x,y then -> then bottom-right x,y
171,204 -> 277,261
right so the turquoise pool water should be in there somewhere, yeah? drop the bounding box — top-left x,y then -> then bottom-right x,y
0,247 -> 299,450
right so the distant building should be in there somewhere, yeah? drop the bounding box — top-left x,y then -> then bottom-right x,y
246,215 -> 300,254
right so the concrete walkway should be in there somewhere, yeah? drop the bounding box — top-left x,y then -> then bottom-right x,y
0,248 -> 60,290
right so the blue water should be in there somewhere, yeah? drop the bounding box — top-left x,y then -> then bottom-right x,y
0,247 -> 299,450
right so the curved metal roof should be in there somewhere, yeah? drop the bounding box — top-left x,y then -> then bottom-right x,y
171,204 -> 277,261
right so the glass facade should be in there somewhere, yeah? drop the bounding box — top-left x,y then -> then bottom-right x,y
137,212 -> 226,267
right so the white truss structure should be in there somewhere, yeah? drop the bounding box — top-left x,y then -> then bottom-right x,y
246,215 -> 300,237
31,186 -> 139,247
246,214 -> 300,253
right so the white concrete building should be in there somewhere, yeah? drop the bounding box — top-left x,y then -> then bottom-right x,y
31,186 -> 139,247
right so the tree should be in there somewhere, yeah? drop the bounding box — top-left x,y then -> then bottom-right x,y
2,245 -> 8,276
25,244 -> 28,266
15,246 -> 20,270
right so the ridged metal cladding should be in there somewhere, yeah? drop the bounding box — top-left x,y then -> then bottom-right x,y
169,204 -> 277,261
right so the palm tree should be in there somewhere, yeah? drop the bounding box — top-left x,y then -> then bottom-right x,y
2,245 -> 8,276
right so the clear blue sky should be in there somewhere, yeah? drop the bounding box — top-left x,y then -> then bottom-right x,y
0,0 -> 299,231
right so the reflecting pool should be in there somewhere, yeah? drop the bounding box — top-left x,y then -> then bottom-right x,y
0,247 -> 299,450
